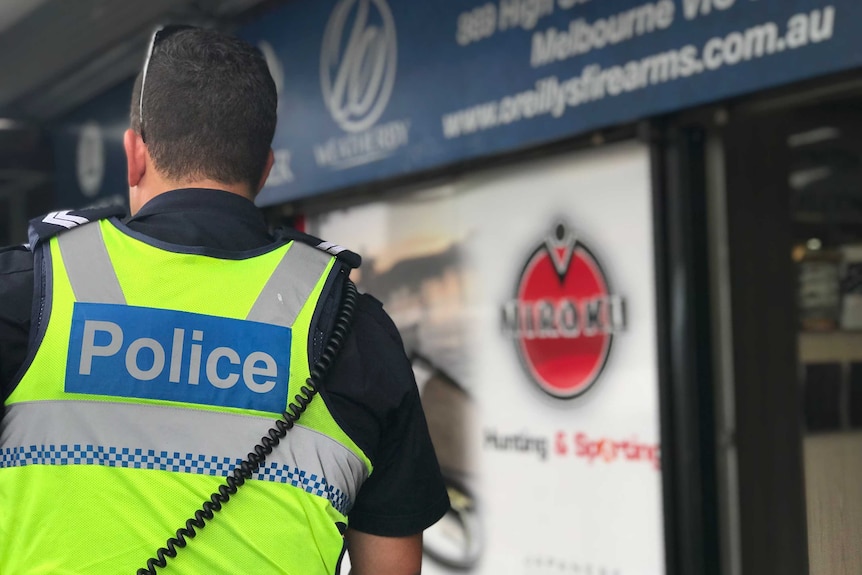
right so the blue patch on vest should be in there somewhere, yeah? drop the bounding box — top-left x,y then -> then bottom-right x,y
66,303 -> 291,414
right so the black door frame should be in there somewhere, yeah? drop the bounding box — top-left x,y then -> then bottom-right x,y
650,106 -> 811,575
650,117 -> 723,575
720,99 -> 813,575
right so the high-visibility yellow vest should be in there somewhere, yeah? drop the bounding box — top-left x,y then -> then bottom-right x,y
0,218 -> 371,574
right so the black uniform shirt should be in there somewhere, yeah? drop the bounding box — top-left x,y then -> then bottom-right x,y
0,188 -> 449,536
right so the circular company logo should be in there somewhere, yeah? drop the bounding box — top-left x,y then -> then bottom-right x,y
502,223 -> 626,399
76,121 -> 105,198
320,0 -> 397,133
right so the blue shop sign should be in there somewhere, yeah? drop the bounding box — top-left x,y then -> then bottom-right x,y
243,0 -> 861,205
53,1 -> 862,208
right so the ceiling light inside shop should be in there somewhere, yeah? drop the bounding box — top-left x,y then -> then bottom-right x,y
806,238 -> 823,251
787,126 -> 841,147
0,119 -> 23,130
789,166 -> 833,190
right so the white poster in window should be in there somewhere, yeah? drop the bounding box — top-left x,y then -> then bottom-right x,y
309,142 -> 664,575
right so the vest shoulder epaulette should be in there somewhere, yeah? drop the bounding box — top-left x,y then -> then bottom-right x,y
28,206 -> 127,249
276,227 -> 362,269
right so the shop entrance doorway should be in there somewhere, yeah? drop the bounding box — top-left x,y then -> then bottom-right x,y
722,81 -> 862,575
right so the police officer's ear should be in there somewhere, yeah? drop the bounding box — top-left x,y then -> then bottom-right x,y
124,128 -> 147,188
255,149 -> 275,196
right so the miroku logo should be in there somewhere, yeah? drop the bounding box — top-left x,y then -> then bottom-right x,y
315,0 -> 410,170
502,223 -> 626,399
65,303 -> 291,414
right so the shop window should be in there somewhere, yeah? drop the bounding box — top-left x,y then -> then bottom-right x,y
791,105 -> 862,435
785,95 -> 862,575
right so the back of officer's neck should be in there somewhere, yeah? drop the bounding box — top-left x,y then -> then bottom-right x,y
132,172 -> 255,216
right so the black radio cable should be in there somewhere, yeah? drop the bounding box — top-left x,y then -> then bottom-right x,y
137,279 -> 358,575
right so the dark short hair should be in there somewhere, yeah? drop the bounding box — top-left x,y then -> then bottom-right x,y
130,28 -> 277,189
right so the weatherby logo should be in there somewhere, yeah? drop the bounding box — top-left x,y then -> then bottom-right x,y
314,0 -> 410,170
321,0 -> 397,133
502,223 -> 626,399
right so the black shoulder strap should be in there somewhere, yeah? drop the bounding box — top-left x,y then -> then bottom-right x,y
275,227 -> 362,270
27,206 -> 126,250
273,227 -> 362,368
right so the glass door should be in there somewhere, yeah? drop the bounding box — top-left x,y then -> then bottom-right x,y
721,81 -> 862,575
789,96 -> 862,575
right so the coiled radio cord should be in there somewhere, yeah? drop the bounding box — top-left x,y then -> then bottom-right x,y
137,279 -> 358,575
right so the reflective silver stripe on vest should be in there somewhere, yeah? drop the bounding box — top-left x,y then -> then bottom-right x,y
57,223 -> 126,304
0,401 -> 367,515
246,242 -> 333,327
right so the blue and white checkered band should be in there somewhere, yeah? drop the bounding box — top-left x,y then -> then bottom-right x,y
0,401 -> 368,514
0,444 -> 351,515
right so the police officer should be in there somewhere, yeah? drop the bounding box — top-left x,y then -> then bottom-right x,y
0,27 -> 448,574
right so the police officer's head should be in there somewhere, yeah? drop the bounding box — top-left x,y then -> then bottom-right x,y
125,26 -> 277,214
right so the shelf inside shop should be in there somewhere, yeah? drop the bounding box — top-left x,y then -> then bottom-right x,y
799,330 -> 862,363
795,211 -> 862,225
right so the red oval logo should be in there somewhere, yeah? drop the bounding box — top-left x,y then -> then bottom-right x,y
503,224 -> 625,399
